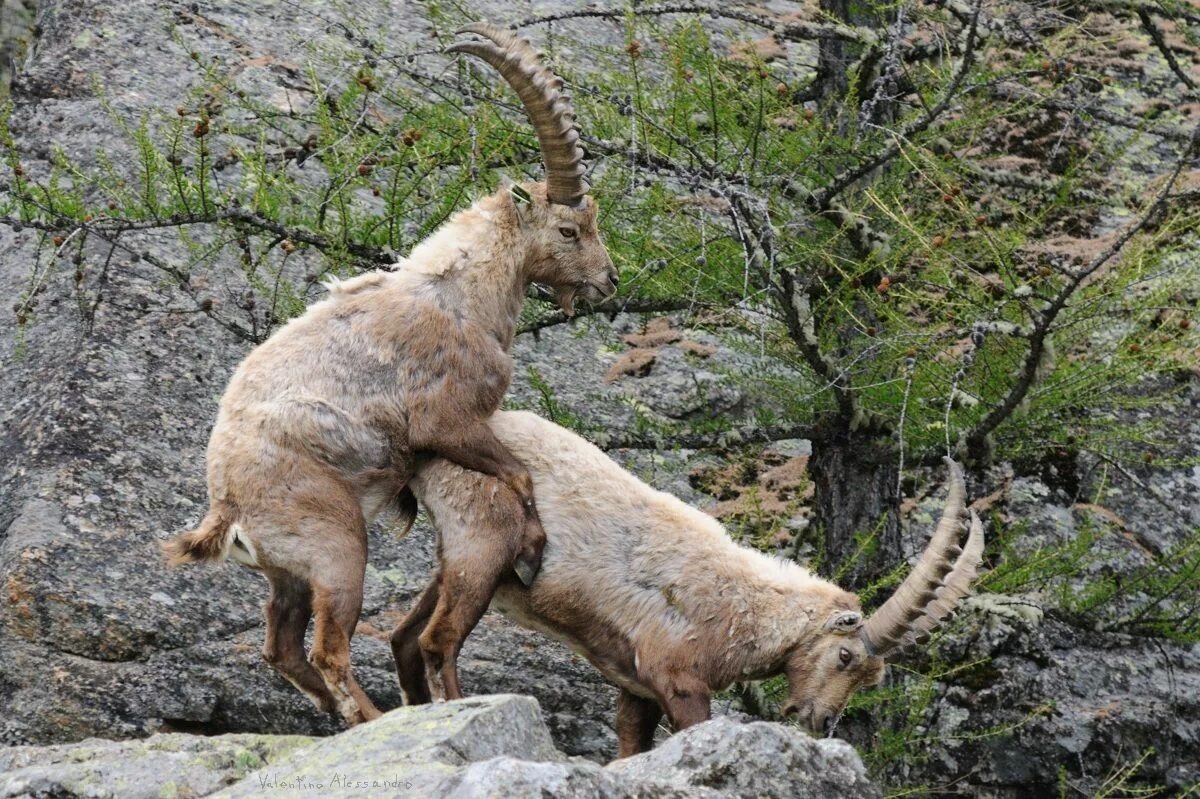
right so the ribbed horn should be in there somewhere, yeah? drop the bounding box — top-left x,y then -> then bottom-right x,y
897,510 -> 985,650
860,458 -> 970,657
447,22 -> 587,207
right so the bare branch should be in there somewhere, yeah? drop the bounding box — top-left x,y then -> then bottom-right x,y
600,421 -> 820,451
514,3 -> 876,47
0,206 -> 398,269
1137,9 -> 1198,94
985,82 -> 1195,144
964,122 -> 1200,453
518,297 -> 698,335
778,270 -> 858,423
810,0 -> 983,213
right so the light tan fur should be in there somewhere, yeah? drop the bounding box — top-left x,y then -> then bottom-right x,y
163,184 -> 615,727
396,411 -> 887,757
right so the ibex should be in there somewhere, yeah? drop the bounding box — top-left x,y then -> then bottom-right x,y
163,25 -> 616,726
393,411 -> 985,757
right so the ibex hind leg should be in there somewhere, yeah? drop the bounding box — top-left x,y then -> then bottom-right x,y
309,572 -> 382,725
417,568 -> 503,702
270,498 -> 382,727
261,571 -> 337,714
390,576 -> 440,705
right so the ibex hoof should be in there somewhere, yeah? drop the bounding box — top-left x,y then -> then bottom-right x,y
514,557 -> 538,587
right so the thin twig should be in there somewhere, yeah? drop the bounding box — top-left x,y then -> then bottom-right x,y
515,3 -> 875,47
1137,9 -> 1198,94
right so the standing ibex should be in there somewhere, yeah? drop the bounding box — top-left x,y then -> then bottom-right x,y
164,25 -> 616,726
393,411 -> 985,756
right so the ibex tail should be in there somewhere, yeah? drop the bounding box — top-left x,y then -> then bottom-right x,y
162,509 -> 232,566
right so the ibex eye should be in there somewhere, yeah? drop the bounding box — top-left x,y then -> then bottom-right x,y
839,648 -> 852,666
559,227 -> 577,239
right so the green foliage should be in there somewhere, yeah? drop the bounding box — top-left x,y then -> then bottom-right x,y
2,0 -> 1196,476
1067,524 -> 1200,643
978,509 -> 1200,644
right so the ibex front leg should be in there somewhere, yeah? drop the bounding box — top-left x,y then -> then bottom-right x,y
393,477 -> 528,702
413,421 -> 545,585
616,689 -> 664,758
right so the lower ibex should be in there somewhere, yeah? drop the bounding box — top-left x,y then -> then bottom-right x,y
164,25 -> 616,727
393,411 -> 985,757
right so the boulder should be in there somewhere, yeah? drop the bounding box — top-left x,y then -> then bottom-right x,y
608,717 -> 880,799
0,695 -> 882,799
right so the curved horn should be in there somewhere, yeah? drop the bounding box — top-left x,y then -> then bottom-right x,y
897,509 -> 985,651
447,22 -> 587,207
860,458 -> 970,656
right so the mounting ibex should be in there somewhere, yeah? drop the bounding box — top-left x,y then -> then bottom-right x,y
393,411 -> 985,756
164,25 -> 616,726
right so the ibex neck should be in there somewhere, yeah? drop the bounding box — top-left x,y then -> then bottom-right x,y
691,551 -> 829,688
403,194 -> 528,349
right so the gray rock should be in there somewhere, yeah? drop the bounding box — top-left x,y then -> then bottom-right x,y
0,1 -> 35,94
834,444 -> 1200,796
609,717 -> 882,799
445,758 -> 626,799
216,695 -> 560,799
0,696 -> 882,799
840,586 -> 1200,796
0,731 -> 314,799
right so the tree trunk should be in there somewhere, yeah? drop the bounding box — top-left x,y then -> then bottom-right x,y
808,435 -> 901,588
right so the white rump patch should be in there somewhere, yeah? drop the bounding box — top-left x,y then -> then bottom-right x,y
226,523 -> 261,568
359,483 -> 397,525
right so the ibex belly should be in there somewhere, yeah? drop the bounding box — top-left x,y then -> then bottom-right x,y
491,583 -> 652,698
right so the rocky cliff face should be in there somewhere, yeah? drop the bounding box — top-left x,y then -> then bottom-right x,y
0,0 -> 624,757
0,0 -> 769,760
0,0 -> 36,94
1,0 -> 1198,797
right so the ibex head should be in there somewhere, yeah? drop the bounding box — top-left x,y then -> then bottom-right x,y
449,23 -> 618,315
782,459 -> 986,735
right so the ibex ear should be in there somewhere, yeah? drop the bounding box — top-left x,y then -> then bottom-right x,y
825,610 -> 863,634
509,183 -> 533,206
499,179 -> 532,227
